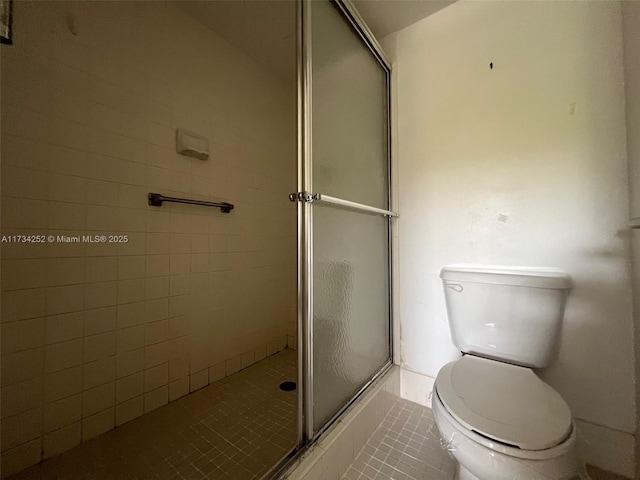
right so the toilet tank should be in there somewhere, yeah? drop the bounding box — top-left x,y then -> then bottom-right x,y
440,265 -> 572,368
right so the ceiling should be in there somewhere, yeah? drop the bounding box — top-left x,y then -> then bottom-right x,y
353,1 -> 455,39
178,0 -> 455,82
178,1 -> 297,83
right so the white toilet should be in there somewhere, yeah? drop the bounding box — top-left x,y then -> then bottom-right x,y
433,265 -> 585,480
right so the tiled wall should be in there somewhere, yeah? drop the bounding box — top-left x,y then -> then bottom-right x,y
0,1 -> 296,476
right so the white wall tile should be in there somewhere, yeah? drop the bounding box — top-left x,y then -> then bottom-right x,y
85,257 -> 118,283
189,368 -> 208,392
145,210 -> 171,235
117,279 -> 145,304
86,205 -> 119,232
169,357 -> 189,381
2,198 -> 49,229
47,201 -> 86,230
82,407 -> 114,442
208,362 -> 225,384
2,166 -> 49,200
43,422 -> 81,460
45,339 -> 83,373
116,348 -> 144,379
144,363 -> 168,392
117,232 -> 146,255
143,386 -> 168,413
144,298 -> 168,323
50,145 -> 86,177
117,256 -> 145,280
1,318 -> 45,354
44,367 -> 81,404
82,382 -> 115,417
146,233 -> 170,255
145,255 -> 169,277
49,174 -> 87,204
116,325 -> 145,354
84,281 -> 117,309
225,355 -> 242,376
86,130 -> 120,160
241,349 -> 255,369
169,253 -> 190,274
4,136 -> 49,172
144,342 -> 168,369
45,257 -> 85,287
1,408 -> 43,451
168,378 -> 189,402
46,285 -> 84,316
116,302 -> 145,329
144,276 -> 169,300
115,396 -> 143,426
0,440 -> 42,478
1,349 -> 44,387
83,331 -> 116,362
116,372 -> 143,404
43,393 -> 82,433
83,357 -> 116,390
51,118 -> 87,151
169,274 -> 190,296
118,136 -> 147,164
2,290 -> 47,323
84,306 -> 116,336
117,210 -> 146,234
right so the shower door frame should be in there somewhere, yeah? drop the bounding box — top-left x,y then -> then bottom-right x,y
296,0 -> 395,446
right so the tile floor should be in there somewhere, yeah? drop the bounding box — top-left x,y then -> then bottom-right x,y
9,349 -> 298,480
341,398 -> 623,480
342,399 -> 456,480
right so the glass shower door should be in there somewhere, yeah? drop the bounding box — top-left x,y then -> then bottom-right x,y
296,0 -> 394,439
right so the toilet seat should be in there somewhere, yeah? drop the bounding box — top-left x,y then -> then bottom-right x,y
435,355 -> 572,451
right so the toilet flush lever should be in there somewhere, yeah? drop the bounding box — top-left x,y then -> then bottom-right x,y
445,283 -> 463,293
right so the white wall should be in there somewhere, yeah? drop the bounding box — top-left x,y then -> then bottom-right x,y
0,2 -> 295,476
623,2 -> 640,479
382,1 -> 635,475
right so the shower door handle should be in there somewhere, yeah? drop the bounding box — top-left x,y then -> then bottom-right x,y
289,192 -> 398,217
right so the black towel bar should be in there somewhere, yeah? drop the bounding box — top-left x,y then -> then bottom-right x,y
148,193 -> 234,213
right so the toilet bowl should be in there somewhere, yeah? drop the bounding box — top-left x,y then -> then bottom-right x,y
433,356 -> 581,480
433,392 -> 581,480
433,265 -> 584,480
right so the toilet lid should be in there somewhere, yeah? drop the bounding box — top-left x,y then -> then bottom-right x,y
435,355 -> 572,450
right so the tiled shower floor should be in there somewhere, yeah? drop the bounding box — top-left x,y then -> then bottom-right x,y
9,349 -> 297,480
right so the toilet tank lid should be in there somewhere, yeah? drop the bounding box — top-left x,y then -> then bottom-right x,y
440,264 -> 572,289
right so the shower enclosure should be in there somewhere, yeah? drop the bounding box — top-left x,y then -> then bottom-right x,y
0,0 -> 392,478
294,0 -> 394,446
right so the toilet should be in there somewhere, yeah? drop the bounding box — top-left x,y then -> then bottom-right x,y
433,265 -> 584,480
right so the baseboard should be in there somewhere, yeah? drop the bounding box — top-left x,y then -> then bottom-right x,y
575,419 -> 635,478
399,367 -> 636,478
400,367 -> 435,408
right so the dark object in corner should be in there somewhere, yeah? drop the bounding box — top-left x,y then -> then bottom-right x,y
279,381 -> 296,392
0,0 -> 12,45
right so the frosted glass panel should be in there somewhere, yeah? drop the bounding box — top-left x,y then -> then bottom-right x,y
311,0 -> 388,210
313,206 -> 390,430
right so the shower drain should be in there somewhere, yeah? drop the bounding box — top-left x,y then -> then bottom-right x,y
279,381 -> 296,392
